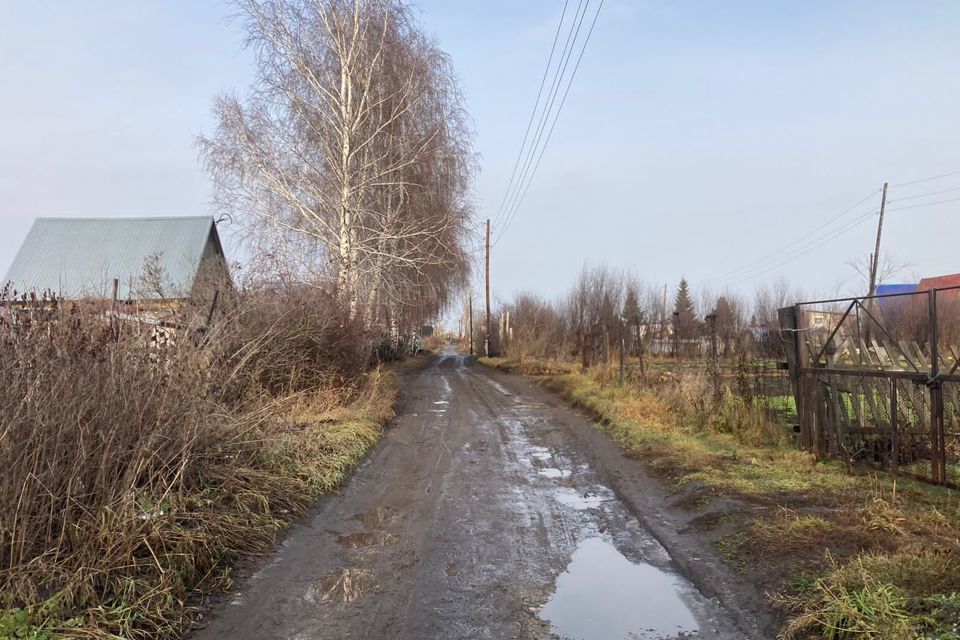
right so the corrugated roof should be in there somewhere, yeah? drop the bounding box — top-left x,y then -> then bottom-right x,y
3,216 -> 218,300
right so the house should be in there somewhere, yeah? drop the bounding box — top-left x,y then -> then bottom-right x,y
3,216 -> 232,311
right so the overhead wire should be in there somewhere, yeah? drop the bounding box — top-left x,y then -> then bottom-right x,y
890,170 -> 960,188
887,196 -> 960,212
885,186 -> 960,203
495,1 -> 604,247
703,188 -> 881,284
491,0 -> 571,229
720,207 -> 880,286
494,0 -> 604,247
495,0 -> 590,242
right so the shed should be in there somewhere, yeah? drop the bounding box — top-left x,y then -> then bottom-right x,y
3,216 -> 231,303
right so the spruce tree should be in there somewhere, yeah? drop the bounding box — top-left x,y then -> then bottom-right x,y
673,278 -> 696,339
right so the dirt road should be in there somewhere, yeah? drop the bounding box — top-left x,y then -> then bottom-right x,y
190,351 -> 773,639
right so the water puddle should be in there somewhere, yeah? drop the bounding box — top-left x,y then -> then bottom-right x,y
352,506 -> 395,529
306,568 -> 375,604
540,538 -> 699,639
530,449 -> 552,461
539,468 -> 572,479
336,531 -> 397,549
553,487 -> 612,510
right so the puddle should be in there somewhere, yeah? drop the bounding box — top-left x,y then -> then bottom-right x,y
336,531 -> 397,549
540,538 -> 699,639
539,468 -> 572,479
553,487 -> 612,510
352,506 -> 395,529
306,568 -> 375,604
434,400 -> 449,405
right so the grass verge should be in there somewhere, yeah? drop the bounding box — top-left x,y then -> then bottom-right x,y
480,357 -> 960,640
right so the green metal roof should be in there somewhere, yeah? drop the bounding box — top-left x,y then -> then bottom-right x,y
4,216 -> 221,300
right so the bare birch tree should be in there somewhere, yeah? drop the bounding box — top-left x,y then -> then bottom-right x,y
199,0 -> 474,326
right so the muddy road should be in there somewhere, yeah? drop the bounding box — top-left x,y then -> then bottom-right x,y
191,352 -> 773,640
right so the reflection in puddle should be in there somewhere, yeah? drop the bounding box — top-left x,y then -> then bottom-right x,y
306,568 -> 375,604
336,531 -> 397,549
540,538 -> 699,640
553,487 -> 611,510
539,468 -> 572,479
352,506 -> 395,529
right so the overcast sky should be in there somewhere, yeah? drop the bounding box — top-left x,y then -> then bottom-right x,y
2,1 -> 959,307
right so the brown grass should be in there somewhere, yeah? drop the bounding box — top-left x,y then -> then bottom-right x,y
0,290 -> 393,638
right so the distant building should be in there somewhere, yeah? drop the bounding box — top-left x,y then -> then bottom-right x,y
3,216 -> 232,306
875,283 -> 920,325
800,309 -> 856,334
918,273 -> 960,301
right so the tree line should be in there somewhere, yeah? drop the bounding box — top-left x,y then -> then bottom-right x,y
484,265 -> 804,364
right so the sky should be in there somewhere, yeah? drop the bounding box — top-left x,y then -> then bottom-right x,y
2,1 -> 960,308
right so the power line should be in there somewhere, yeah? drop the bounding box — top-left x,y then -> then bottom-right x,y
886,185 -> 960,203
704,188 -> 881,284
491,0 -> 570,229
494,0 -> 604,246
887,196 -> 960,212
720,208 -> 879,286
496,0 -> 591,241
890,170 -> 960,188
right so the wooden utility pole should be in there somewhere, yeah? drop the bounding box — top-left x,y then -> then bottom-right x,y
484,218 -> 491,357
468,293 -> 474,355
867,182 -> 889,297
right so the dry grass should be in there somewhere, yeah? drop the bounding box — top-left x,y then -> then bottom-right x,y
0,291 -> 394,639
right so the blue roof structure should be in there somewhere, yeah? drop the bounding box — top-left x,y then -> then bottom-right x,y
875,283 -> 919,321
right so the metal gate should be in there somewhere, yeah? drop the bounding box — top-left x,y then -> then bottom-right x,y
780,286 -> 960,487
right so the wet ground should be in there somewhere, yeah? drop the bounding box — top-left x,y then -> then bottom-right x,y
190,351 -> 771,639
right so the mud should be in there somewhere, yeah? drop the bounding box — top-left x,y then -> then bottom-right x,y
189,351 -> 774,639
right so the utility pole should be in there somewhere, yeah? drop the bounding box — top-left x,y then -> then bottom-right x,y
468,293 -> 474,356
485,218 -> 491,357
867,182 -> 889,297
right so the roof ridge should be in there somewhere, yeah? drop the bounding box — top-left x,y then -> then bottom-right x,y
35,216 -> 213,222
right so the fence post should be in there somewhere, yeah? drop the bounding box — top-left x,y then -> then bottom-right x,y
618,318 -> 625,382
928,288 -> 945,484
890,377 -> 899,472
110,278 -> 119,339
672,311 -> 681,376
707,313 -> 721,405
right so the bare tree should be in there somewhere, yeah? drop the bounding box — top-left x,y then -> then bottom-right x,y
200,0 -> 474,328
846,252 -> 913,296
